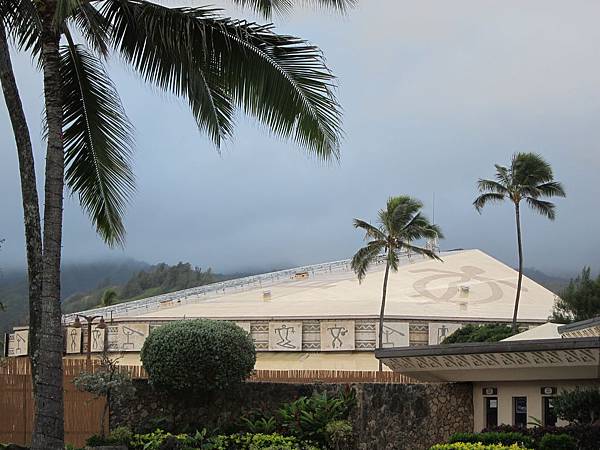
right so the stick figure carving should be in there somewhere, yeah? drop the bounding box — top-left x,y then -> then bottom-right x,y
121,325 -> 144,349
69,328 -> 79,352
328,325 -> 348,349
274,324 -> 296,349
91,329 -> 103,351
15,333 -> 25,352
381,324 -> 406,347
411,265 -> 527,304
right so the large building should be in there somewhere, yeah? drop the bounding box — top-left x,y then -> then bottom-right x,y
6,249 -> 558,370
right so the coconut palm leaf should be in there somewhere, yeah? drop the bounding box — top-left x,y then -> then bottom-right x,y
525,197 -> 556,220
473,192 -> 505,212
60,37 -> 134,246
536,181 -> 566,198
230,0 -> 355,18
102,0 -> 341,158
353,219 -> 386,241
351,241 -> 384,282
0,0 -> 42,57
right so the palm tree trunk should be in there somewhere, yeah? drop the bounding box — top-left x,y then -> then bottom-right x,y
31,3 -> 65,449
512,203 -> 524,332
0,21 -> 44,390
378,259 -> 391,372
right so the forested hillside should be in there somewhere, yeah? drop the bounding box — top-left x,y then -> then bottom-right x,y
0,260 -> 226,335
62,262 -> 224,313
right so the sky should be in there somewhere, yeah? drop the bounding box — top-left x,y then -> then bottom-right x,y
1,0 -> 599,276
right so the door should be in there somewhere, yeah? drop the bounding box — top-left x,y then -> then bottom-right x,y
485,397 -> 498,428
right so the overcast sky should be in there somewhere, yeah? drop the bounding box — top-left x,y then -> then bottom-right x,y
1,0 -> 599,275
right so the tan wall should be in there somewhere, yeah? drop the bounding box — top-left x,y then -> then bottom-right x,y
473,380 -> 600,431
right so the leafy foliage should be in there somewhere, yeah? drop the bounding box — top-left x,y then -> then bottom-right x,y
207,432 -> 321,449
551,267 -> 600,323
553,387 -> 600,425
277,389 -> 355,446
483,424 -> 600,450
442,324 -> 517,344
538,433 -> 577,450
141,320 -> 256,393
324,420 -> 353,450
430,445 -> 530,450
85,426 -> 132,447
448,432 -> 533,448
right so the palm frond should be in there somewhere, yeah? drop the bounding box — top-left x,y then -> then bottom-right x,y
536,181 -> 566,198
512,152 -> 554,185
353,218 -> 386,241
229,0 -> 355,18
351,241 -> 384,282
60,37 -> 135,246
102,0 -> 341,158
525,197 -> 556,220
1,0 -> 42,57
387,196 -> 422,235
70,2 -> 111,57
400,214 -> 443,241
476,178 -> 509,195
473,192 -> 505,212
401,242 -> 443,262
494,164 -> 511,186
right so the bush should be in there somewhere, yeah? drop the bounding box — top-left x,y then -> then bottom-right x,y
140,320 -> 255,393
483,424 -> 600,450
325,420 -> 353,450
448,432 -> 533,448
553,387 -> 600,424
538,433 -> 577,450
442,324 -> 516,344
208,433 -> 321,449
430,444 -> 530,450
277,389 -> 356,446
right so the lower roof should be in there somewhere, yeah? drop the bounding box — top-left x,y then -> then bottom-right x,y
376,337 -> 600,382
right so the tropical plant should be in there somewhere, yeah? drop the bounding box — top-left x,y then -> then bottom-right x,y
551,267 -> 600,323
442,324 -> 516,344
538,433 -> 577,450
73,352 -> 135,439
448,432 -> 534,448
351,196 -> 442,369
474,153 -> 565,331
553,387 -> 600,425
100,288 -> 118,307
0,0 -> 349,447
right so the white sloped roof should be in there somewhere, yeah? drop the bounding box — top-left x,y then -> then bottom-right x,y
134,249 -> 557,323
502,323 -> 562,341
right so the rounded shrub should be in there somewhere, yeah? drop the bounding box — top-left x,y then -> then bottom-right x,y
538,433 -> 577,450
141,319 -> 256,393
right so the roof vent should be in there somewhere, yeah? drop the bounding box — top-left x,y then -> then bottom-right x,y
459,285 -> 470,297
262,290 -> 272,302
294,271 -> 309,280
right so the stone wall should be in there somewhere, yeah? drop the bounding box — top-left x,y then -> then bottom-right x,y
111,381 -> 472,450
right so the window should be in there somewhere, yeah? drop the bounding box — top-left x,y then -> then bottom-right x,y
543,397 -> 557,427
485,397 -> 498,428
513,396 -> 527,428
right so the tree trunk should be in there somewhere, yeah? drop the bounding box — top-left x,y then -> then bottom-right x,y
378,259 -> 391,372
31,2 -> 65,449
0,21 -> 44,391
512,203 -> 524,332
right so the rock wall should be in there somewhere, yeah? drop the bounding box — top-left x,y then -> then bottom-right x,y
111,381 -> 472,450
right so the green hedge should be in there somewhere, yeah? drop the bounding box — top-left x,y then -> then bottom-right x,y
538,433 -> 577,450
448,432 -> 534,448
431,444 -> 531,450
140,319 -> 255,393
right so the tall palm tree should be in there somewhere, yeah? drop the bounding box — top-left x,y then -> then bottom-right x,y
351,196 -> 442,371
0,1 -> 350,448
473,153 -> 566,332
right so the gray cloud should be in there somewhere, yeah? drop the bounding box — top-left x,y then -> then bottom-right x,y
1,0 -> 599,275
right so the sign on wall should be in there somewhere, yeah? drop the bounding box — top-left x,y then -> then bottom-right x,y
268,322 -> 302,351
320,321 -> 355,351
7,330 -> 29,356
376,322 -> 410,348
428,322 -> 462,345
65,327 -> 82,354
107,323 -> 149,352
89,326 -> 106,353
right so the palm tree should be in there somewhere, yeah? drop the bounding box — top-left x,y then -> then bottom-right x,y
473,153 -> 566,332
0,1 -> 350,448
101,288 -> 118,307
351,196 -> 443,371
